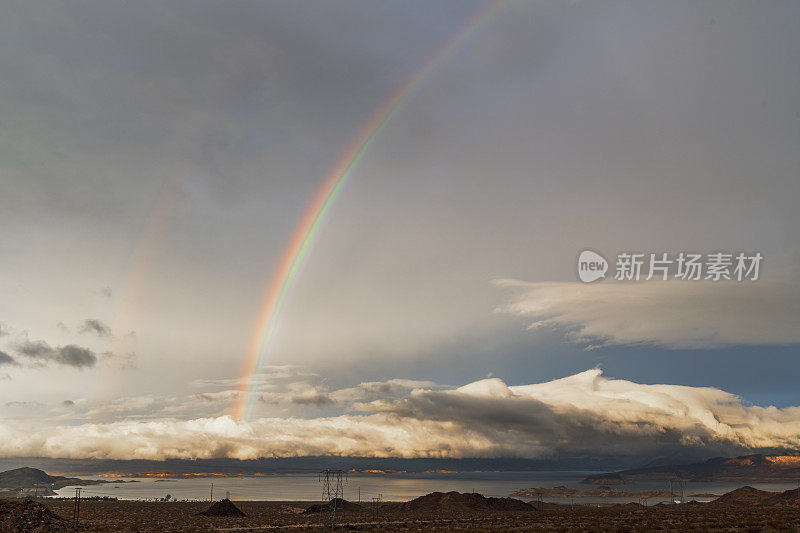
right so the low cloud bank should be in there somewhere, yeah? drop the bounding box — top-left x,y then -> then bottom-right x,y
1,370 -> 799,460
495,280 -> 800,349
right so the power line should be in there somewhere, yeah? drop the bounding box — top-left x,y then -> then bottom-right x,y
318,469 -> 347,528
372,494 -> 382,521
72,488 -> 82,528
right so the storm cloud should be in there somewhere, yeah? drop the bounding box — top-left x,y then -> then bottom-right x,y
1,370 -> 799,460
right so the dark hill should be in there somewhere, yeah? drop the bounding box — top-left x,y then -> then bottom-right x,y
0,468 -> 56,488
710,486 -> 800,507
400,491 -> 535,512
0,467 -> 115,494
711,486 -> 774,506
765,487 -> 800,507
303,498 -> 366,514
197,498 -> 246,517
0,499 -> 74,532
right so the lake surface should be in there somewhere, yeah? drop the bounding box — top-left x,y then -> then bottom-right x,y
53,471 -> 800,504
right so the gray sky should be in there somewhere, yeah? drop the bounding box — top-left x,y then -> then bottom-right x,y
1,0 -> 799,459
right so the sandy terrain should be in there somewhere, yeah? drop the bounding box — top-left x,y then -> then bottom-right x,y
31,499 -> 800,532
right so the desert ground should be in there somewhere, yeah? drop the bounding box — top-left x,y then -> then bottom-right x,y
1,496 -> 796,532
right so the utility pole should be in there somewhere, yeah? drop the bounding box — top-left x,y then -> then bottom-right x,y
371,494 -> 382,521
535,491 -> 544,511
72,488 -> 82,528
210,483 -> 214,502
667,480 -> 685,505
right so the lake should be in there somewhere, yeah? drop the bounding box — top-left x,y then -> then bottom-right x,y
52,471 -> 800,504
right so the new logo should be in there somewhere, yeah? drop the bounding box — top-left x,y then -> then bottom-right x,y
577,250 -> 608,283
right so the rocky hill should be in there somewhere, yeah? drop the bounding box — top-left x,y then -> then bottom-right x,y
0,499 -> 74,532
197,498 -> 247,517
711,486 -> 775,506
303,498 -> 366,514
399,491 -> 535,512
0,468 -> 57,488
0,467 -> 121,498
711,486 -> 800,507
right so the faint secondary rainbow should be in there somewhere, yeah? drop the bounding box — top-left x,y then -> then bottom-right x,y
94,168 -> 184,412
233,0 -> 509,420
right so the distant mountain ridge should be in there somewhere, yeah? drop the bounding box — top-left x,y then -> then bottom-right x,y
583,454 -> 800,483
0,456 -> 648,477
0,467 -> 120,497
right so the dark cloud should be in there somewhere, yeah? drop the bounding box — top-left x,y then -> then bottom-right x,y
16,340 -> 52,357
58,345 -> 97,367
15,340 -> 97,368
101,351 -> 137,370
0,350 -> 19,366
258,395 -> 280,406
78,319 -> 112,337
62,400 -> 75,407
291,392 -> 335,407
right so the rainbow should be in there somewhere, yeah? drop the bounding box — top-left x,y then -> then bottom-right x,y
233,0 -> 508,420
94,169 -> 185,411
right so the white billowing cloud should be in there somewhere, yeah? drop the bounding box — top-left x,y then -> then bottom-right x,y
185,375 -> 444,411
2,370 -> 800,460
494,280 -> 800,349
330,379 -> 444,404
286,378 -> 446,408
